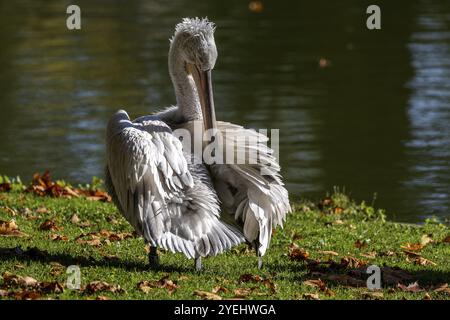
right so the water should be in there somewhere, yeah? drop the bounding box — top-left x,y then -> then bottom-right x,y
0,0 -> 449,222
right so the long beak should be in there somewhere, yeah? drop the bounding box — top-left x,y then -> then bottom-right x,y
188,64 -> 217,131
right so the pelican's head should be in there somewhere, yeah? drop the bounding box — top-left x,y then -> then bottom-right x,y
171,17 -> 218,130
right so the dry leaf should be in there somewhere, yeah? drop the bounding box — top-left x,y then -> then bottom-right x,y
318,250 -> 339,256
397,282 -> 423,293
36,207 -> 49,214
96,295 -> 110,300
303,279 -> 327,290
85,281 -> 124,294
0,219 -> 27,237
442,236 -> 450,243
288,243 -> 310,261
354,240 -> 367,249
233,288 -> 253,298
137,276 -> 177,294
420,234 -> 433,246
422,293 -> 432,300
414,257 -> 437,266
70,214 -> 80,224
212,286 -> 229,294
49,234 -> 68,241
0,182 -> 12,192
433,283 -> 450,294
360,251 -> 377,259
39,219 -> 61,231
401,243 -> 424,251
303,293 -> 320,300
340,256 -> 367,268
194,290 -> 222,300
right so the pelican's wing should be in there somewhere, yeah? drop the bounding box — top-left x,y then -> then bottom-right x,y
105,110 -> 243,258
210,121 -> 292,256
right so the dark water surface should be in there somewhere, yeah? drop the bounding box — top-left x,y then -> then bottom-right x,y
0,0 -> 449,222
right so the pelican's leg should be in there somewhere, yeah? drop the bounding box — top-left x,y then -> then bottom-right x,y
194,257 -> 202,271
148,246 -> 159,269
254,242 -> 263,269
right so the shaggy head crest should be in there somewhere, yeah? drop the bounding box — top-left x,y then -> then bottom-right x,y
171,17 -> 216,43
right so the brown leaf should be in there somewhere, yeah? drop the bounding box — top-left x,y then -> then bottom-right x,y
414,256 -> 437,266
333,206 -> 344,214
14,290 -> 42,300
233,288 -> 253,298
288,243 -> 310,261
194,290 -> 223,300
397,282 -> 423,293
49,234 -> 68,241
2,272 -> 38,288
423,293 -> 432,300
39,281 -> 64,294
239,274 -> 263,283
362,291 -> 384,299
0,219 -> 27,237
0,182 -> 12,192
303,279 -> 327,290
70,214 -> 80,224
442,236 -> 450,243
340,256 -> 367,268
303,293 -> 320,300
360,251 -> 377,259
433,283 -> 450,294
403,250 -> 421,258
137,276 -> 177,294
354,239 -> 367,249
401,243 -> 424,251
36,207 -> 49,214
420,234 -> 433,246
85,281 -> 124,294
96,295 -> 110,300
212,286 -> 229,294
39,219 -> 61,231
318,250 -> 339,256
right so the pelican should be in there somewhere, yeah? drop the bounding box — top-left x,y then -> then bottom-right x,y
105,18 -> 291,270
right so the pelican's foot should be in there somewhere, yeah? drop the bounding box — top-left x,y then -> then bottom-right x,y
148,246 -> 159,269
194,257 -> 202,271
257,256 -> 263,270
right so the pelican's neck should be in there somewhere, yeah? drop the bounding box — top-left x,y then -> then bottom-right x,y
168,37 -> 202,122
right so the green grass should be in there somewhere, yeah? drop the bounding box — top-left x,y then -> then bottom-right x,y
0,181 -> 449,300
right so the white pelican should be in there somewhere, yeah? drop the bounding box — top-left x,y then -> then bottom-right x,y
105,18 -> 291,270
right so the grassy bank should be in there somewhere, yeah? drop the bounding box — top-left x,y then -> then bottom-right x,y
0,175 -> 449,300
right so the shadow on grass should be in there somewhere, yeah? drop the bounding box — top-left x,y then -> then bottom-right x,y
266,258 -> 450,289
0,246 -> 193,274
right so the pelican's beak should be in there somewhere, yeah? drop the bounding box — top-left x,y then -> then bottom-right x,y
187,64 -> 217,131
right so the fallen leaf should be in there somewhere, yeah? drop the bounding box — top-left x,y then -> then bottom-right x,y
442,236 -> 450,243
70,214 -> 80,224
340,256 -> 367,268
433,283 -> 450,294
420,234 -> 433,246
303,279 -> 327,290
333,207 -> 344,214
137,276 -> 177,294
233,288 -> 253,298
414,256 -> 437,266
85,281 -> 124,294
36,207 -> 49,214
0,182 -> 12,192
288,243 -> 310,261
14,291 -> 41,300
397,282 -> 423,293
2,272 -> 38,288
318,250 -> 339,256
401,243 -> 424,251
39,219 -> 61,231
212,286 -> 229,294
194,290 -> 222,300
303,293 -> 320,300
239,274 -> 263,283
423,293 -> 432,300
0,219 -> 27,237
49,234 -> 68,241
96,295 -> 110,300
39,281 -> 64,294
354,240 -> 367,249
360,251 -> 377,259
